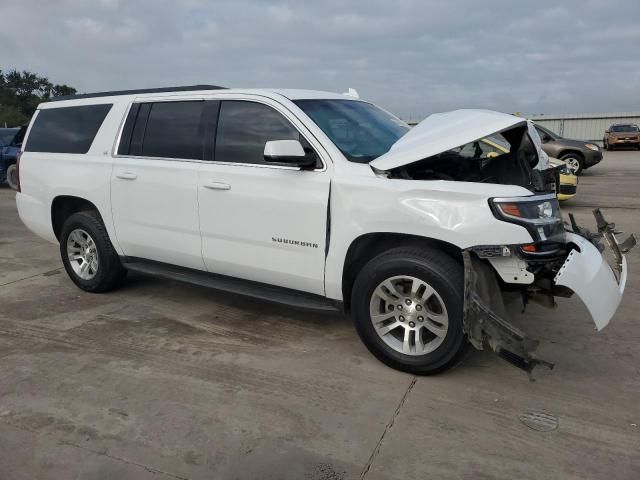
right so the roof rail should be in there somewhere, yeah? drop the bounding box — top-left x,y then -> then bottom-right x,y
50,84 -> 227,102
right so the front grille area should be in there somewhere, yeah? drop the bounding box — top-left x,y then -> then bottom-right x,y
560,184 -> 577,195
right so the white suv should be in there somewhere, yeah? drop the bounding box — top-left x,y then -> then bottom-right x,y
15,85 -> 635,375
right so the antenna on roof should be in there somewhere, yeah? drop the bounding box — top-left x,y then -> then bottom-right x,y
343,88 -> 360,99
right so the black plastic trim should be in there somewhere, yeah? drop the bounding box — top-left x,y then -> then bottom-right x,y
50,85 -> 226,102
121,257 -> 342,313
117,103 -> 140,155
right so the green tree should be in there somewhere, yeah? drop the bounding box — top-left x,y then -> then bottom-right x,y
0,69 -> 77,126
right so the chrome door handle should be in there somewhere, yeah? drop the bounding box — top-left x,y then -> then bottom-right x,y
116,171 -> 137,180
204,181 -> 231,190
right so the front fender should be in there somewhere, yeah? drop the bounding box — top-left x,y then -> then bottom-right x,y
324,176 -> 535,300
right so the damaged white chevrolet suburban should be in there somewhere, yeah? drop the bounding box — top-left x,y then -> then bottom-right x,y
15,85 -> 636,375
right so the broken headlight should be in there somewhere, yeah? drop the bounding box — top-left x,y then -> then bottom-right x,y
489,194 -> 566,253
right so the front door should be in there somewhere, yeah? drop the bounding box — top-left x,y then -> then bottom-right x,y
197,99 -> 330,295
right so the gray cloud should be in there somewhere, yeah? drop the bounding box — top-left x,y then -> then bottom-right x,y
1,0 -> 639,119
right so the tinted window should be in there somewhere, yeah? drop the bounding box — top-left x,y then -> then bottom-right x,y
142,101 -> 205,159
534,125 -> 559,140
215,101 -> 303,165
25,104 -> 112,153
611,124 -> 639,133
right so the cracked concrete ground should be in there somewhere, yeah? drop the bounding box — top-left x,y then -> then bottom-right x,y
0,151 -> 639,479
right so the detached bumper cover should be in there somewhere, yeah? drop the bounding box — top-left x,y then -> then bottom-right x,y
555,232 -> 626,330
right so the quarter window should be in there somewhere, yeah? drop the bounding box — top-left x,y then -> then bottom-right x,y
25,104 -> 112,154
215,101 -> 315,166
141,101 -> 205,159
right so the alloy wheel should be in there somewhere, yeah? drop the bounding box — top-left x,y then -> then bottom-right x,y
564,157 -> 580,174
66,228 -> 99,280
369,275 -> 449,355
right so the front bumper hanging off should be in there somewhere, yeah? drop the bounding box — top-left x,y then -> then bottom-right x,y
463,209 -> 636,376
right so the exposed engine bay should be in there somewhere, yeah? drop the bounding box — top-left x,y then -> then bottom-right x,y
387,122 -> 560,194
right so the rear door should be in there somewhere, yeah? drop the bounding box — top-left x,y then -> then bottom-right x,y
197,98 -> 330,295
111,99 -> 206,270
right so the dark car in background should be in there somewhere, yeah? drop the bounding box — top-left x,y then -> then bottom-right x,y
0,128 -> 19,146
533,123 -> 602,175
0,126 -> 25,189
604,124 -> 640,151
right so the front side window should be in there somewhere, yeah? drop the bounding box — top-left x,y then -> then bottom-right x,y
294,99 -> 409,163
25,104 -> 112,154
142,101 -> 205,159
535,125 -> 559,141
215,100 -> 311,165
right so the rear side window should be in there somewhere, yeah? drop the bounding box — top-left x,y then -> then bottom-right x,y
25,104 -> 112,153
141,101 -> 205,159
215,101 -> 303,165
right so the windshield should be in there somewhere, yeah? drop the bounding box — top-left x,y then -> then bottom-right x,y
611,124 -> 639,133
294,99 -> 410,163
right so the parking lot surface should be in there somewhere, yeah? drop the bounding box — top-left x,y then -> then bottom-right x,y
1,151 -> 639,479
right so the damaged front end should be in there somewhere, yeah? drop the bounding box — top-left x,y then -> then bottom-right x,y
462,209 -> 636,377
369,109 -> 635,377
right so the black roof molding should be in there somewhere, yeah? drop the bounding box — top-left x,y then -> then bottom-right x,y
50,84 -> 227,102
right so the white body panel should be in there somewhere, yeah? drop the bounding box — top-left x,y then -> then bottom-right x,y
323,173 -> 534,299
111,157 -> 205,270
15,102 -> 129,254
197,162 -> 329,294
555,233 -> 627,330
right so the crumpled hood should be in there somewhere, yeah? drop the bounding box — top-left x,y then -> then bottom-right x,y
371,109 -> 527,171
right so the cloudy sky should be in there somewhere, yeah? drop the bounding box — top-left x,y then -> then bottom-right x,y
1,0 -> 639,120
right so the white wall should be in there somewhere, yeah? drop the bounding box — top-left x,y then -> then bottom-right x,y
530,113 -> 640,146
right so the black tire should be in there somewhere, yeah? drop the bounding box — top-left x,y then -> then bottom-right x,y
6,164 -> 18,190
603,140 -> 608,150
560,152 -> 584,175
59,211 -> 127,293
351,246 -> 469,375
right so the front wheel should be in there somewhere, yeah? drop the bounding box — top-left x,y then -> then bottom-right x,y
351,246 -> 469,375
560,153 -> 584,175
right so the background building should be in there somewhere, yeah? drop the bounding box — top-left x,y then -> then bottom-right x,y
529,112 -> 640,146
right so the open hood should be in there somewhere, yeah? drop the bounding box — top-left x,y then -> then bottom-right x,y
371,109 -> 527,171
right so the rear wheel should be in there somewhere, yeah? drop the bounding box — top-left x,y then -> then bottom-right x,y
560,153 -> 584,175
60,211 -> 127,292
351,246 -> 469,375
6,164 -> 18,189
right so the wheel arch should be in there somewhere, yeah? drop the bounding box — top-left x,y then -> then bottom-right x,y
341,232 -> 462,313
558,149 -> 584,160
51,195 -> 103,241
